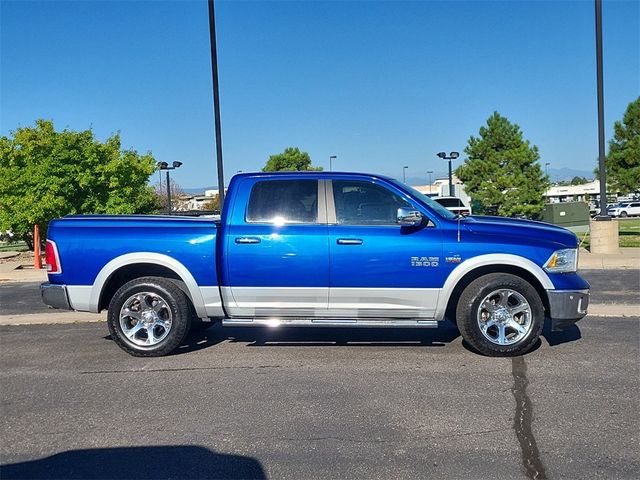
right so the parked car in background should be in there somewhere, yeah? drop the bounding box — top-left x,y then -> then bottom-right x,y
608,202 -> 640,217
434,196 -> 472,216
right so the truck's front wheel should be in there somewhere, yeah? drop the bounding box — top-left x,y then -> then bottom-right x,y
456,273 -> 544,356
107,276 -> 192,357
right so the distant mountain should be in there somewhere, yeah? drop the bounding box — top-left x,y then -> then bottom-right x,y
181,167 -> 595,192
546,167 -> 595,182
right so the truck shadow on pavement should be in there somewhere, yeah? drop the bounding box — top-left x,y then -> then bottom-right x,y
174,321 -> 463,354
542,322 -> 582,347
172,319 -> 581,355
0,445 -> 266,480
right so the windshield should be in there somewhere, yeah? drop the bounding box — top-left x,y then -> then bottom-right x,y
388,179 -> 457,220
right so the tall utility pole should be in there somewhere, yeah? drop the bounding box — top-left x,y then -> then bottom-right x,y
403,166 -> 408,183
427,170 -> 433,188
595,0 -> 609,220
208,0 -> 225,210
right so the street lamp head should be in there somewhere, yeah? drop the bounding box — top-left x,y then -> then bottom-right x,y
450,152 -> 460,159
330,155 -> 337,160
172,161 -> 183,168
437,152 -> 447,159
157,161 -> 169,170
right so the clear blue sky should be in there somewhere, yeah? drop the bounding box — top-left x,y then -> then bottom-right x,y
1,0 -> 638,188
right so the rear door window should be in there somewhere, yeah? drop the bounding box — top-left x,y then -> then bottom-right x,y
246,180 -> 318,224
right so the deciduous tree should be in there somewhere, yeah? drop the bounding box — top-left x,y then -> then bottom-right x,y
0,120 -> 161,247
455,112 -> 548,218
262,147 -> 322,172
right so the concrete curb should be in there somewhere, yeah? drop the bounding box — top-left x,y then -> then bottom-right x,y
587,304 -> 640,318
1,305 -> 637,326
0,312 -> 105,326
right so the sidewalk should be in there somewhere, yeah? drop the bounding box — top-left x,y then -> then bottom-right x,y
578,247 -> 640,270
0,263 -> 48,282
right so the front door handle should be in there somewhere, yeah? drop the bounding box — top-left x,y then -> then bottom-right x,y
235,237 -> 261,244
337,238 -> 363,245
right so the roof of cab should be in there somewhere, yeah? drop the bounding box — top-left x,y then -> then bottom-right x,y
230,171 -> 397,182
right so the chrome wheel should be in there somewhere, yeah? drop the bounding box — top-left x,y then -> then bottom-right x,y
477,289 -> 532,346
119,292 -> 172,347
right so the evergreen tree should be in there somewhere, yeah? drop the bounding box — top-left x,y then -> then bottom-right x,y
455,112 -> 548,217
602,97 -> 640,194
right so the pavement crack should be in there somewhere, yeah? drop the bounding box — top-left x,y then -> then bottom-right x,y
511,356 -> 547,480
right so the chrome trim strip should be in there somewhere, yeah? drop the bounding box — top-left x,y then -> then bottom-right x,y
222,318 -> 438,328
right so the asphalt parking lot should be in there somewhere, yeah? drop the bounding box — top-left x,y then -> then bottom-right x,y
1,318 -> 639,479
1,271 -> 639,479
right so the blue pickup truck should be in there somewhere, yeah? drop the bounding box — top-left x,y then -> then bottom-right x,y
41,172 -> 589,357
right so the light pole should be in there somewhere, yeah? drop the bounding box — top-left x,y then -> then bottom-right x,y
545,162 -> 550,178
437,151 -> 459,196
595,0 -> 609,220
330,155 -> 337,172
208,0 -> 225,210
403,166 -> 408,183
427,170 -> 433,189
157,161 -> 183,214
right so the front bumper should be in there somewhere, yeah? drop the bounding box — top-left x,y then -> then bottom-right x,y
547,289 -> 589,331
40,283 -> 72,310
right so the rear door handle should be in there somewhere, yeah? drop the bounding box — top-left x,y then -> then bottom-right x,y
337,238 -> 363,245
235,237 -> 261,244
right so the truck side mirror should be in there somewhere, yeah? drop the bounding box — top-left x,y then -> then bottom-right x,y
397,208 -> 423,226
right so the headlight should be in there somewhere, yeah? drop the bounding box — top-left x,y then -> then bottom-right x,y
544,248 -> 578,273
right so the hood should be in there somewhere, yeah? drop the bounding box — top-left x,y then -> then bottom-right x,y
462,215 -> 578,249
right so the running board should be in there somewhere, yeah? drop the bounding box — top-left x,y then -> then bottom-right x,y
222,318 -> 439,328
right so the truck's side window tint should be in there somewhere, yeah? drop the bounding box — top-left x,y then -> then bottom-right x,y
247,180 -> 318,224
332,181 -> 411,225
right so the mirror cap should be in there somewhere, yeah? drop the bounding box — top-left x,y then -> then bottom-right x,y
397,207 -> 422,226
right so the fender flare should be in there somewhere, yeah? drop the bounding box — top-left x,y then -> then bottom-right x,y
434,253 -> 553,320
88,252 -> 208,318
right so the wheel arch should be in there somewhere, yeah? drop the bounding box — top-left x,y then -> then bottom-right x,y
436,254 -> 552,321
89,253 -> 208,318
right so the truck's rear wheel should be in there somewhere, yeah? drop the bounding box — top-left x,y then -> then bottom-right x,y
107,276 -> 191,357
456,273 -> 544,356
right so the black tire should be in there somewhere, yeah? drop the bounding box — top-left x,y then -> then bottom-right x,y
107,276 -> 192,357
620,211 -> 628,217
456,273 -> 544,356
